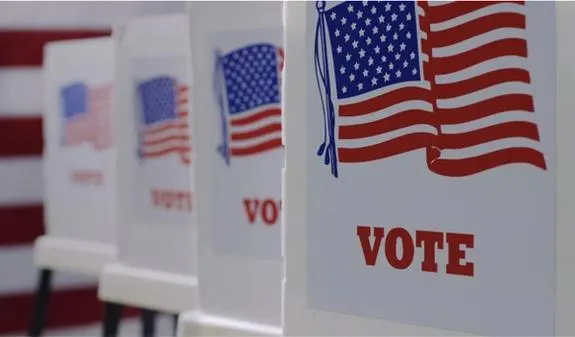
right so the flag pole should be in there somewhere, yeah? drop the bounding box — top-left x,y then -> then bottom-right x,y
315,0 -> 338,177
213,49 -> 230,166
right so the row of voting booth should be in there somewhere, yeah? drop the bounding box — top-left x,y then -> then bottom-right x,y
31,1 -> 575,336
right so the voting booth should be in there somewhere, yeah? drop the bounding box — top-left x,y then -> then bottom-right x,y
177,2 -> 283,336
32,37 -> 116,336
97,13 -> 197,331
282,1 -> 575,336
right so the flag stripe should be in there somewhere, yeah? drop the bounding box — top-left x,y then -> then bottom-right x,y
0,205 -> 43,246
229,107 -> 281,127
339,85 -> 432,117
434,68 -> 530,99
436,94 -> 534,125
437,121 -> 540,150
338,132 -> 436,163
230,137 -> 283,157
339,109 -> 434,140
0,68 -> 43,114
0,116 -> 42,157
0,30 -> 111,66
231,122 -> 282,141
426,1 -> 524,23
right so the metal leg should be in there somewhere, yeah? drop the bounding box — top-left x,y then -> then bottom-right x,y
28,269 -> 53,337
102,302 -> 123,337
141,308 -> 157,337
172,314 -> 179,336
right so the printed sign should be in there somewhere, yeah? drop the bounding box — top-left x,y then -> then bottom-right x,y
60,81 -> 113,186
210,28 -> 284,259
130,58 -> 193,224
306,1 -> 555,335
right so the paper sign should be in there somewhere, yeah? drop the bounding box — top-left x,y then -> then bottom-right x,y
209,28 -> 284,259
128,58 -> 193,225
305,1 -> 556,335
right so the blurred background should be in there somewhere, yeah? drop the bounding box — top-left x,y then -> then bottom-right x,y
0,2 -> 184,335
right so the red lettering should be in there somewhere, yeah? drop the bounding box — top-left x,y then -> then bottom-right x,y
385,227 -> 414,270
150,189 -> 193,213
261,199 -> 279,225
357,226 -> 384,266
446,233 -> 474,277
243,198 -> 260,224
151,189 -> 161,207
416,230 -> 444,273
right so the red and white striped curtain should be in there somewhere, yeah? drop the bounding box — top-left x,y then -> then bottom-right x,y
0,2 -> 184,333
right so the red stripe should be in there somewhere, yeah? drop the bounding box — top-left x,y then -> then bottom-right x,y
0,30 -> 111,66
433,38 -> 528,75
339,86 -> 431,117
437,94 -> 534,125
435,68 -> 531,99
143,135 -> 190,147
0,204 -> 43,246
338,109 -> 434,139
230,137 -> 283,157
0,116 -> 42,157
429,147 -> 546,177
338,132 -> 435,163
230,108 -> 281,127
438,121 -> 541,150
146,122 -> 189,135
427,1 -> 524,24
142,146 -> 191,158
432,12 -> 526,48
231,122 -> 282,141
0,287 -> 139,334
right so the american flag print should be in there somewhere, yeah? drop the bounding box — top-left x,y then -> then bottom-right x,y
214,43 -> 283,165
137,76 -> 191,165
314,0 -> 547,178
61,82 -> 113,150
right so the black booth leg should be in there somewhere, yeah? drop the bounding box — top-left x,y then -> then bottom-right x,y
172,314 -> 179,336
102,302 -> 123,337
28,268 -> 53,337
141,308 -> 157,337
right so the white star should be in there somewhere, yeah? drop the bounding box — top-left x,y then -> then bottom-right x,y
362,69 -> 369,77
386,24 -> 392,31
396,70 -> 402,78
342,86 -> 347,93
354,62 -> 360,70
395,53 -> 400,60
387,43 -> 394,52
340,66 -> 346,74
346,53 -> 352,61
391,13 -> 398,21
384,72 -> 390,81
359,28 -> 365,37
348,4 -> 354,12
393,33 -> 398,40
366,37 -> 372,45
337,46 -> 343,53
399,23 -> 405,31
410,52 -> 415,59
378,15 -> 385,23
371,77 -> 378,86
341,17 -> 347,25
399,3 -> 406,11
357,82 -> 364,90
371,6 -> 377,14
335,29 -> 341,37
359,49 -> 366,58
380,34 -> 387,42
389,62 -> 394,70
365,18 -> 371,26
357,10 -> 363,19
368,57 -> 374,66
403,60 -> 408,68
374,46 -> 381,54
412,68 -> 418,75
344,34 -> 350,42
376,66 -> 383,74
372,26 -> 379,34
349,73 -> 355,82
362,0 -> 368,6
381,55 -> 387,62
400,43 -> 406,51
330,12 -> 337,20
406,32 -> 412,39
385,2 -> 391,11
351,22 -> 357,30
406,13 -> 412,21
352,40 -> 359,49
